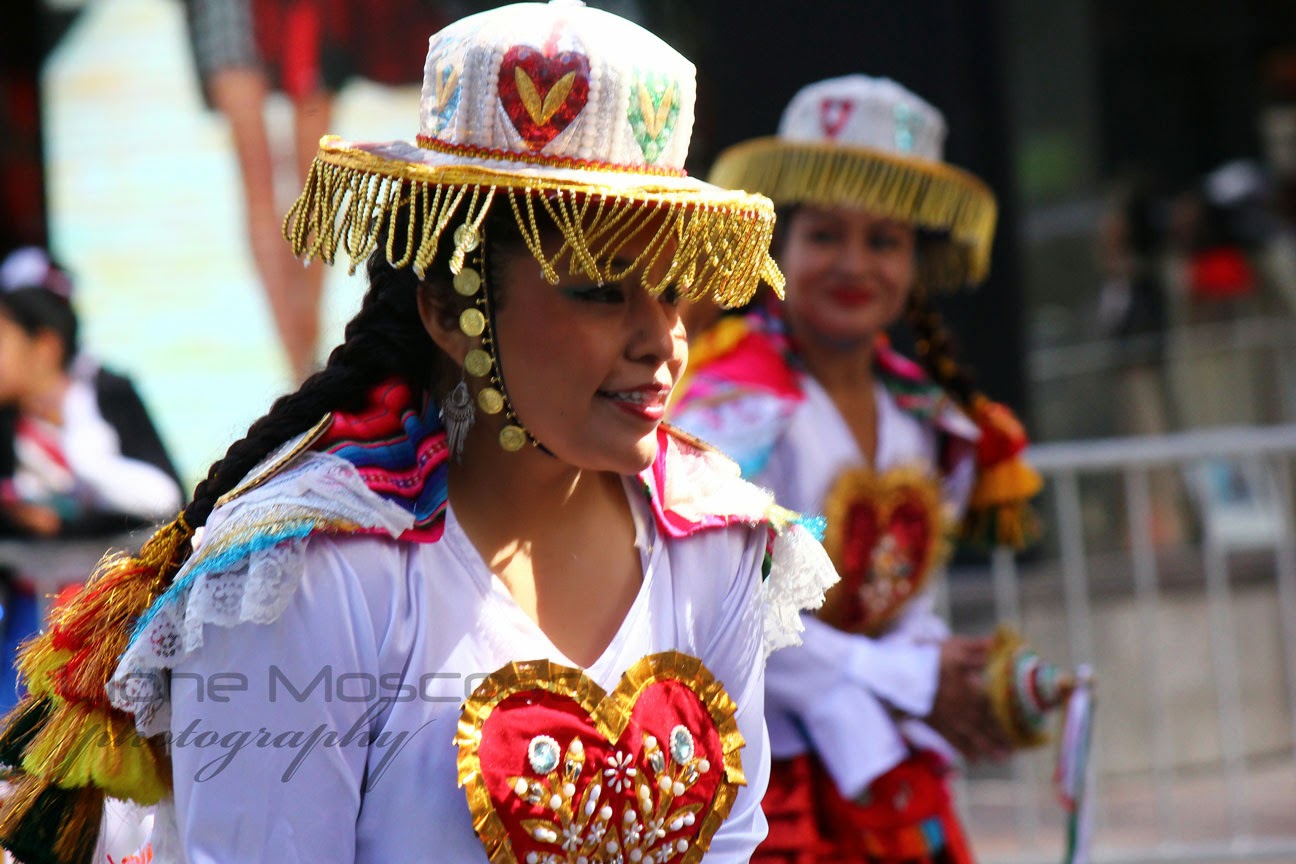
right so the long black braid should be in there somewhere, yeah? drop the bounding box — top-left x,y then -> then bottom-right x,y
183,200 -> 531,529
182,255 -> 437,527
902,283 -> 980,414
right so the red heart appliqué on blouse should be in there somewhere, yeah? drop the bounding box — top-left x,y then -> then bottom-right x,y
498,45 -> 591,151
818,466 -> 948,636
458,654 -> 744,864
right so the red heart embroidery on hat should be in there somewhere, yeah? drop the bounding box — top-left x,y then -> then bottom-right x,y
458,653 -> 744,864
819,98 -> 854,139
818,466 -> 948,636
498,45 -> 591,151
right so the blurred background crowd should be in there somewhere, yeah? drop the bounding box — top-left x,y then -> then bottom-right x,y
0,1 -> 1294,862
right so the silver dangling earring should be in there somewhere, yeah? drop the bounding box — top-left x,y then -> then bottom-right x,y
440,376 -> 476,461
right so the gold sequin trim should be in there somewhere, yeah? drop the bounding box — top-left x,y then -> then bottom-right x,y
282,138 -> 783,308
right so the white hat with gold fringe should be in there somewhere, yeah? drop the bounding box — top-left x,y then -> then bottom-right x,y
708,74 -> 997,288
284,0 -> 783,307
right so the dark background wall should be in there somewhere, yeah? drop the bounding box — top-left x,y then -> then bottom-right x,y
1094,0 -> 1296,186
1,0 -> 47,254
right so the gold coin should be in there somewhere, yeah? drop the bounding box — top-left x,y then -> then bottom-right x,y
453,267 -> 481,296
477,387 -> 504,415
464,349 -> 493,377
458,308 -> 486,337
499,425 -> 527,452
454,224 -> 481,252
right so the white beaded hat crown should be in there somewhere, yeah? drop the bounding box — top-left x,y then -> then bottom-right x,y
285,0 -> 782,305
709,74 -> 997,287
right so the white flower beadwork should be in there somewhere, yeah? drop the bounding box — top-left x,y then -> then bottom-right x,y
604,750 -> 637,792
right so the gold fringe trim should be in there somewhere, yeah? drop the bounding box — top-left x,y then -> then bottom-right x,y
709,137 -> 997,287
456,652 -> 744,864
283,138 -> 783,308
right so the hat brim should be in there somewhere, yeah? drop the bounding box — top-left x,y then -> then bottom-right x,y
284,136 -> 784,307
708,137 -> 996,287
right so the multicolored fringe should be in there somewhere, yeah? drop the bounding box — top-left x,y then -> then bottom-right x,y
962,396 -> 1043,550
0,518 -> 193,864
283,138 -> 784,308
708,137 -> 996,287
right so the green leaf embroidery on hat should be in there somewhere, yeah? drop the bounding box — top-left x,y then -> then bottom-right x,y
428,53 -> 462,137
628,71 -> 680,164
893,103 -> 920,153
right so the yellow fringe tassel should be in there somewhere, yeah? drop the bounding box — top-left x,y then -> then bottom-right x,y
1,514 -> 194,817
968,457 -> 1043,511
21,704 -> 168,804
283,140 -> 784,308
709,137 -> 996,287
984,625 -> 1077,750
17,649 -> 71,701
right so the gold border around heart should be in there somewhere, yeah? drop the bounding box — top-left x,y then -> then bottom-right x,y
820,464 -> 950,635
456,651 -> 745,864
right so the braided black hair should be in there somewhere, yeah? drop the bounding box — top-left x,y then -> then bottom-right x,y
183,197 -> 532,529
182,253 -> 439,527
903,287 -> 979,414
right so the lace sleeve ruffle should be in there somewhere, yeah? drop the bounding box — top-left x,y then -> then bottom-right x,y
762,519 -> 838,658
107,451 -> 414,736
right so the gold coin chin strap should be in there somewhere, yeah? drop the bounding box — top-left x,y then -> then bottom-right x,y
452,223 -> 537,453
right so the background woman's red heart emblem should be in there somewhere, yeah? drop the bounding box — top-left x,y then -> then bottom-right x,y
818,466 -> 949,635
498,45 -> 591,151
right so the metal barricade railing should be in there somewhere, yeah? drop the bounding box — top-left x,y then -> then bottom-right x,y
952,425 -> 1296,864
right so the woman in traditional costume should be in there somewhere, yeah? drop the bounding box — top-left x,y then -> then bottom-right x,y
0,5 -> 835,862
673,75 -> 1043,864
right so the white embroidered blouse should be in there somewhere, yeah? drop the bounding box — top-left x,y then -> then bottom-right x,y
112,435 -> 835,863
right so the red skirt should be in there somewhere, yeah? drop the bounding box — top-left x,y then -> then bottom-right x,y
754,752 -> 976,864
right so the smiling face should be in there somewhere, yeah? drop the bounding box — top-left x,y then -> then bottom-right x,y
779,205 -> 917,345
443,226 -> 687,476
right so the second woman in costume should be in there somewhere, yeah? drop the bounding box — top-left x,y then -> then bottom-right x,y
674,75 -> 1042,864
